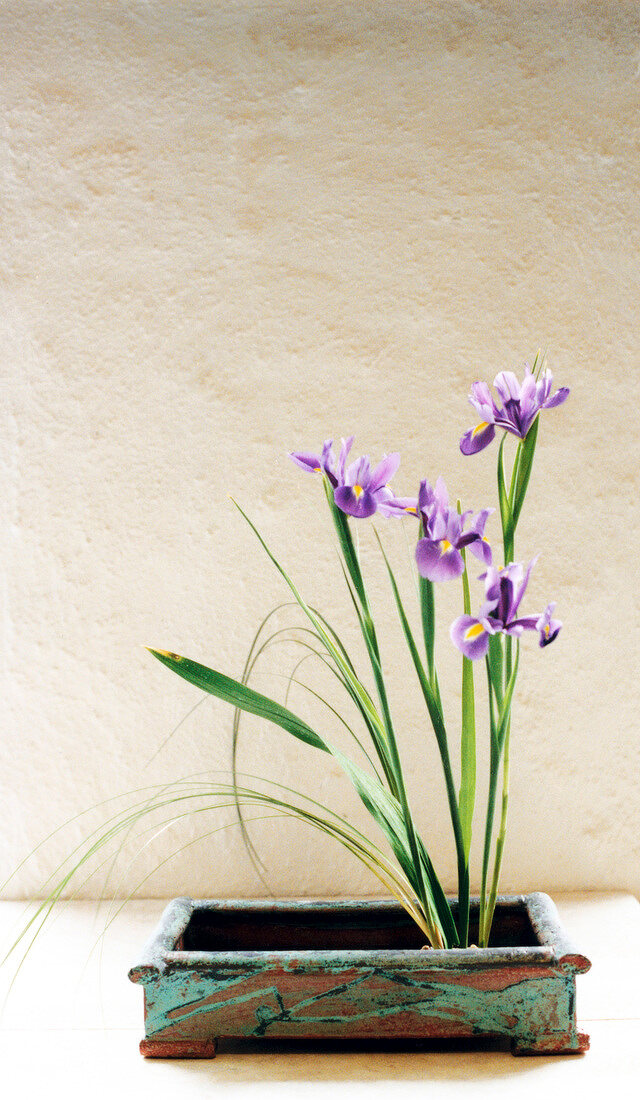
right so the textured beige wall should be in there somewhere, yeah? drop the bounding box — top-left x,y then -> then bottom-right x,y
1,1 -> 639,900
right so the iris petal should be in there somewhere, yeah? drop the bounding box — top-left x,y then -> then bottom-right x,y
543,386 -> 570,409
334,485 -> 377,518
460,423 -> 496,455
466,537 -> 493,566
289,451 -> 324,473
450,615 -> 490,660
369,452 -> 401,493
416,539 -> 464,582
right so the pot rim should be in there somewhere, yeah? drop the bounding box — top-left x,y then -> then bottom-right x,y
129,891 -> 591,984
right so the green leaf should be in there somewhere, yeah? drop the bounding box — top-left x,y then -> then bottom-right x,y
229,499 -> 393,779
417,512 -> 435,685
321,514 -> 438,941
375,541 -> 446,750
511,415 -> 539,530
416,838 -> 459,948
150,649 -> 330,751
224,502 -> 452,945
230,614 -> 384,883
147,648 -> 451,946
486,633 -> 504,711
495,643 -> 520,753
324,478 -> 368,611
497,435 -> 513,562
419,576 -> 436,684
231,499 -> 382,724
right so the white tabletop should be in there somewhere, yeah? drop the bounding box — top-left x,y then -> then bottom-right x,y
1,893 -> 638,1097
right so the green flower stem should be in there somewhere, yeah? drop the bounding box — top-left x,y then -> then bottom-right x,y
457,530 -> 476,947
327,490 -> 445,946
374,529 -> 463,948
400,537 -> 458,876
484,411 -> 541,934
484,720 -> 511,938
479,765 -> 500,946
482,427 -> 533,942
479,657 -> 498,945
500,415 -> 540,566
479,642 -> 519,946
420,575 -> 436,686
511,415 -> 539,533
439,736 -> 469,947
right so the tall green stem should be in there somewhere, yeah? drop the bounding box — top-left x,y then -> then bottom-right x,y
457,534 -> 476,947
479,643 -> 518,945
486,419 -> 542,938
484,722 -> 511,938
329,493 -> 445,946
375,531 -> 463,948
414,557 -> 466,942
479,655 -> 497,944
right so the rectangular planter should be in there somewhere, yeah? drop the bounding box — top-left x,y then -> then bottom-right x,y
128,894 -> 590,1057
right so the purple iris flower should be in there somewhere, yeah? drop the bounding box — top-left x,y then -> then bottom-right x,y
413,477 -> 493,583
289,437 -> 401,519
460,367 -> 569,456
380,477 -> 442,520
450,560 -> 562,660
534,603 -> 563,648
289,436 -> 354,487
334,451 -> 401,519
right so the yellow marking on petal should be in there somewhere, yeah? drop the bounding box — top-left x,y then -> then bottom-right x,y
482,536 -> 490,544
313,466 -> 322,472
544,624 -> 550,637
405,506 -> 417,514
473,421 -> 489,436
441,538 -> 453,552
354,484 -> 364,498
464,623 -> 485,641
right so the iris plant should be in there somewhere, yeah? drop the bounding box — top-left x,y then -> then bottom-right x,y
4,355 -> 570,974
141,355 -> 568,952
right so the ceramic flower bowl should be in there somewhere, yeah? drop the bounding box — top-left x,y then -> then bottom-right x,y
129,893 -> 590,1058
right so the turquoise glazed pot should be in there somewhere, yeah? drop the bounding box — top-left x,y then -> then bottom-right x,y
129,894 -> 590,1058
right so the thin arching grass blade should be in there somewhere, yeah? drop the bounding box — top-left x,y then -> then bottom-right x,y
229,500 -> 391,774
146,649 -> 447,945
231,614 -> 333,882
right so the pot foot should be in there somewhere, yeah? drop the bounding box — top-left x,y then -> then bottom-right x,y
510,1031 -> 589,1056
140,1038 -> 218,1059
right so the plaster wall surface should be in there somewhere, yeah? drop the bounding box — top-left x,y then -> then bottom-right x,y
1,1 -> 639,900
